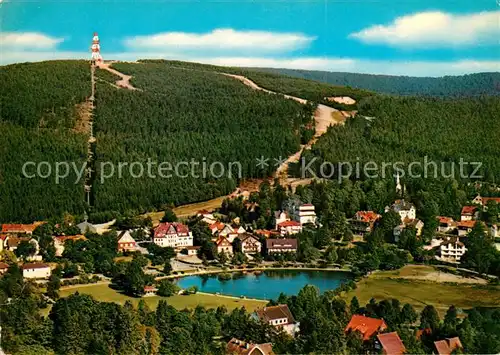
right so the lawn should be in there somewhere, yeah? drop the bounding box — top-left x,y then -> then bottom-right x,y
58,283 -> 267,311
343,268 -> 500,315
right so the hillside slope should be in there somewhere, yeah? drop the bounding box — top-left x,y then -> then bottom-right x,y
248,69 -> 500,97
0,61 -> 90,222
91,62 -> 313,219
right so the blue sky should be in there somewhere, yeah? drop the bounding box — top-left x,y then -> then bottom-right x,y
1,0 -> 499,76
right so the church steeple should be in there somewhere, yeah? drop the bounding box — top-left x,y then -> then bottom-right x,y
395,172 -> 403,196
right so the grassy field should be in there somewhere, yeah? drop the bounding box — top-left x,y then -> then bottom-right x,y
144,195 -> 227,225
58,283 -> 267,311
344,266 -> 500,315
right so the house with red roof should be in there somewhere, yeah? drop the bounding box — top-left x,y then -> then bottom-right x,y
436,216 -> 457,234
434,337 -> 463,355
376,332 -> 406,355
351,211 -> 381,236
153,222 -> 193,249
457,220 -> 477,236
1,223 -> 42,235
143,285 -> 158,297
345,315 -> 388,341
277,220 -> 302,236
461,206 -> 479,221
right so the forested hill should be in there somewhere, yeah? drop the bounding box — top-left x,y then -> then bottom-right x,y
247,69 -> 500,97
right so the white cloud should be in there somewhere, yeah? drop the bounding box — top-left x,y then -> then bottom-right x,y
1,50 -> 498,77
0,32 -> 64,49
124,28 -> 315,53
350,11 -> 500,47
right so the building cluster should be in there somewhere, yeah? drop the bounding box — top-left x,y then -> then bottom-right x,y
345,314 -> 463,355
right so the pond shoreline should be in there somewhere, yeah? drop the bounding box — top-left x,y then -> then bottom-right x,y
157,266 -> 353,281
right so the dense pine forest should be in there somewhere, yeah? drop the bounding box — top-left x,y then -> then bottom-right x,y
295,95 -> 500,182
0,61 -> 89,222
252,69 -> 500,97
91,62 -> 311,218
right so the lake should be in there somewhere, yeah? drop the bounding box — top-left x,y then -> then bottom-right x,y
175,270 -> 352,300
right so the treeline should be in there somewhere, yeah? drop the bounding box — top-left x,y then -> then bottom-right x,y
91,63 -> 311,215
1,267 -> 499,354
0,60 -> 91,222
296,95 -> 500,182
136,60 -> 373,109
251,68 -> 500,97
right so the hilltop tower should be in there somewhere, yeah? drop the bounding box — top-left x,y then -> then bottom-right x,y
91,32 -> 102,65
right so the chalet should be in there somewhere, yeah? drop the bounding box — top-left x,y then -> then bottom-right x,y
457,220 -> 476,236
216,236 -> 233,255
434,337 -> 463,355
239,234 -> 262,254
266,239 -> 298,254
437,217 -> 456,234
184,246 -> 200,256
22,263 -> 51,279
277,220 -> 302,236
345,315 -> 388,341
437,237 -> 466,263
274,210 -> 290,227
387,200 -> 416,221
254,304 -> 300,337
226,338 -> 273,355
0,262 -> 9,274
350,211 -> 381,236
143,286 -> 158,297
292,203 -> 317,226
53,235 -> 86,257
117,231 -> 137,252
461,206 -> 478,221
376,332 -> 406,355
153,222 -> 193,249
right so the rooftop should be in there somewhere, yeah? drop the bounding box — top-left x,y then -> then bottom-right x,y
255,304 -> 296,324
345,315 -> 387,340
377,332 -> 406,355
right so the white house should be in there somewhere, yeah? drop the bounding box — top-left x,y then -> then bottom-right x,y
22,263 -> 51,279
254,305 -> 300,337
277,220 -> 302,236
185,246 -> 201,256
457,220 -> 476,237
240,234 -> 262,254
143,286 -> 158,297
387,200 -> 416,221
292,204 -> 317,226
437,237 -> 466,263
153,222 -> 193,249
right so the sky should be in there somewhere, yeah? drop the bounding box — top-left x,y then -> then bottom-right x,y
1,0 -> 499,76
